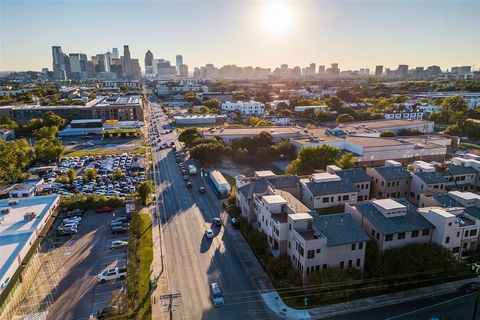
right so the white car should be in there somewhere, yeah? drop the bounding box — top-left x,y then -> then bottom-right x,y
205,229 -> 215,239
63,222 -> 79,229
63,217 -> 81,223
110,240 -> 128,250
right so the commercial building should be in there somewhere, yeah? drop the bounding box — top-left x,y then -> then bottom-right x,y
58,119 -> 103,137
0,95 -> 144,124
294,105 -> 328,113
383,111 -> 425,120
367,160 -> 412,199
346,198 -> 435,251
0,195 -> 60,320
203,126 -> 305,145
102,120 -> 142,138
173,115 -> 226,126
221,101 -> 265,116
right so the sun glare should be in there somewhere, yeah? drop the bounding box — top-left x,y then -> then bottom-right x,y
260,3 -> 293,34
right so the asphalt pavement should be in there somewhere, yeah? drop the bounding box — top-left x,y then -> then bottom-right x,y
149,102 -> 274,320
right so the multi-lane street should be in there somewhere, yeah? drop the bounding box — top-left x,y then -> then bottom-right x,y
147,99 -> 273,320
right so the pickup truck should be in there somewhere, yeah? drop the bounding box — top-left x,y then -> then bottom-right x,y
97,267 -> 127,283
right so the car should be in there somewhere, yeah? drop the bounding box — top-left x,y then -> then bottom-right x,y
205,229 -> 215,239
57,227 -> 77,236
96,206 -> 113,213
186,181 -> 192,189
67,141 -> 78,145
111,226 -> 128,234
111,221 -> 129,229
63,222 -> 79,229
183,175 -> 189,181
231,218 -> 240,229
213,218 -> 222,226
110,240 -> 128,250
63,216 -> 81,224
210,282 -> 224,306
199,186 -> 206,193
459,282 -> 480,294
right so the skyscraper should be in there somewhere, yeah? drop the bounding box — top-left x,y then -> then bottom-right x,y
145,50 -> 154,75
52,46 -> 66,79
176,55 -> 183,74
398,65 -> 409,79
112,48 -> 119,59
123,45 -> 131,78
375,65 -> 384,77
69,53 -> 88,79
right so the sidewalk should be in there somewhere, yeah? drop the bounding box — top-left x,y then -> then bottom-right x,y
150,205 -> 167,320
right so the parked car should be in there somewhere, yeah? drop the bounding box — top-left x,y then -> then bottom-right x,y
205,229 -> 215,239
110,240 -> 128,250
111,226 -> 128,234
213,218 -> 222,227
97,266 -> 127,283
96,206 -> 113,213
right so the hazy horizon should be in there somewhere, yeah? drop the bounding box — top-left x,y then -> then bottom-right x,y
1,0 -> 479,72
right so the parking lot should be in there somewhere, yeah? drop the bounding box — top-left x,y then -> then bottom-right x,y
15,207 -> 130,320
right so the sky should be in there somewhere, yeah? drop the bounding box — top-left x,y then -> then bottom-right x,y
0,0 -> 479,72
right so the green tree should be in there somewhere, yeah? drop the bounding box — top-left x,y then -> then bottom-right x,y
35,138 -> 64,163
324,96 -> 343,110
441,96 -> 468,114
203,98 -> 220,109
138,180 -> 154,205
286,145 -> 340,175
0,139 -> 34,183
190,142 -> 231,165
380,131 -> 397,137
178,128 -> 201,147
113,169 -> 124,180
398,128 -> 422,136
0,116 -> 17,129
67,168 -> 77,184
336,152 -> 355,169
275,140 -> 296,159
33,126 -> 58,140
444,124 -> 463,136
336,113 -> 355,123
42,111 -> 66,129
82,168 -> 98,182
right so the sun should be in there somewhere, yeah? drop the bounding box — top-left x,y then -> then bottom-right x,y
260,3 -> 293,34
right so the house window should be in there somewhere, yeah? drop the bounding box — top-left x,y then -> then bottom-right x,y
351,243 -> 356,251
338,196 -> 341,201
453,247 -> 460,253
387,182 -> 391,187
339,261 -> 344,269
385,234 -> 393,241
323,264 -> 327,270
307,250 -> 315,259
381,181 -> 384,186
298,245 -> 304,257
376,233 -> 380,240
465,230 -> 469,237
396,181 -> 400,186
445,237 -> 450,244
356,259 -> 361,267
322,197 -> 329,203
289,224 -> 291,230
372,229 -> 375,236
315,265 -> 320,271
348,260 -> 353,268
359,242 -> 364,250
471,230 -> 478,237
343,195 -> 349,201
316,249 -> 321,254
398,232 -> 406,240
288,242 -> 291,249
411,230 -> 419,238
422,229 -> 430,236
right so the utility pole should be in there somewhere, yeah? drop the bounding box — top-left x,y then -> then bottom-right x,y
160,292 -> 181,320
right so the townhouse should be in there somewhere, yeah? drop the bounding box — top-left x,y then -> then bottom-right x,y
327,166 -> 371,202
346,198 -> 435,251
367,160 -> 412,199
299,173 -> 358,212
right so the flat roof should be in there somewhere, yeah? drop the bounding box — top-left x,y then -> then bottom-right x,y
0,195 -> 60,294
372,199 -> 407,210
263,194 -> 287,205
289,212 -> 312,221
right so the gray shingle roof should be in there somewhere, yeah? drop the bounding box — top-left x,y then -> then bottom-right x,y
371,166 -> 412,180
443,165 -> 478,176
305,179 -> 358,197
238,175 -> 299,200
312,212 -> 370,246
335,168 -> 371,184
415,171 -> 446,184
354,198 -> 434,234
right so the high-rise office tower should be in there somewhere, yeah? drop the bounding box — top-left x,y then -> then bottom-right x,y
123,45 -> 131,78
68,53 -> 88,79
145,50 -> 154,75
112,48 -> 119,59
96,54 -> 110,73
52,46 -> 66,79
176,55 -> 183,74
318,65 -> 325,73
179,65 -> 189,78
398,65 -> 409,79
375,65 -> 384,77
310,63 -> 316,75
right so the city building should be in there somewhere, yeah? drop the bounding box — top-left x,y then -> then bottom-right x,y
327,166 -> 371,202
383,110 -> 425,120
176,55 -> 183,74
375,65 -> 384,77
102,120 -> 143,138
346,198 -> 435,251
7,178 -> 44,198
367,160 -> 412,199
294,105 -> 328,113
145,50 -> 154,75
173,114 -> 227,126
221,101 -> 265,116
0,195 -> 61,320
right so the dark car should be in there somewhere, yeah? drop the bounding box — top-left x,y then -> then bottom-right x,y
231,218 -> 240,229
183,175 -> 189,181
459,282 -> 480,294
199,186 -> 206,193
213,217 -> 222,226
186,181 -> 192,189
96,206 -> 113,213
111,226 -> 128,234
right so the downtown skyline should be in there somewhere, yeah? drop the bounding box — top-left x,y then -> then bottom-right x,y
1,1 -> 479,72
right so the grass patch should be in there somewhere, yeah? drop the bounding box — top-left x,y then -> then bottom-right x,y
126,210 -> 153,320
220,172 -> 236,188
63,146 -> 146,157
460,142 -> 480,150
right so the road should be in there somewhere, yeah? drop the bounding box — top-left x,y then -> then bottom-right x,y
147,100 -> 274,320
